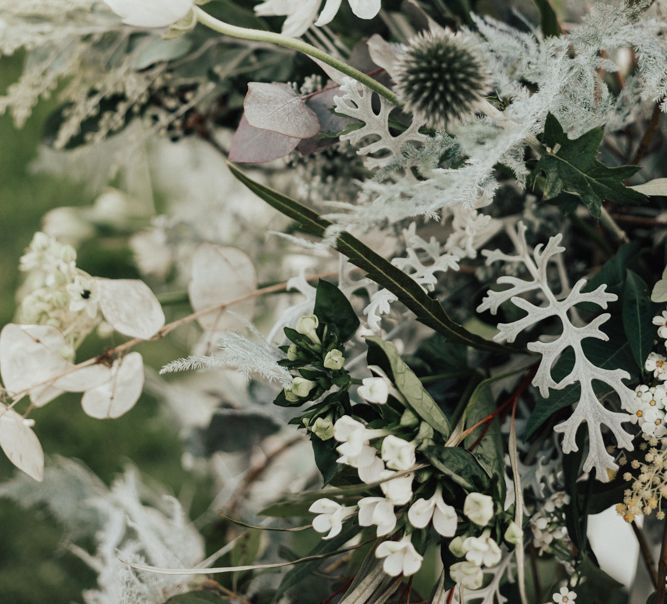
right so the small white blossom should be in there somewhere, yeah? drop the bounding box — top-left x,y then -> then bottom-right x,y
449,536 -> 466,557
381,435 -> 416,471
463,492 -> 494,526
646,352 -> 667,381
450,560 -> 484,589
357,377 -> 389,404
358,497 -> 396,536
653,311 -> 667,339
380,471 -> 414,505
552,587 -> 577,603
407,487 -> 458,537
295,314 -> 320,345
504,520 -> 522,545
309,498 -> 354,539
103,0 -> 194,28
333,416 -> 385,480
323,349 -> 344,370
463,530 -> 502,567
375,536 -> 423,577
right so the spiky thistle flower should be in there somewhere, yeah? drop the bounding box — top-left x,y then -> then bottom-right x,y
393,30 -> 491,129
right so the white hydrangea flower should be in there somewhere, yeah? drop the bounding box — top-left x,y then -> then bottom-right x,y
374,535 -> 423,577
463,492 -> 494,526
103,0 -> 194,28
380,471 -> 414,505
552,586 -> 577,603
309,498 -> 355,539
653,310 -> 667,339
357,377 -> 389,404
255,0 -> 381,38
463,530 -> 503,567
450,560 -> 484,589
646,352 -> 667,381
407,487 -> 458,537
67,275 -> 98,319
381,435 -> 415,471
358,497 -> 396,537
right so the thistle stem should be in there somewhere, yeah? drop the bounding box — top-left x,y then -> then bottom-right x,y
194,8 -> 399,105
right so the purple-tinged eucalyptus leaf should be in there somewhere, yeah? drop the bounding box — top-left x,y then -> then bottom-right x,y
229,116 -> 301,163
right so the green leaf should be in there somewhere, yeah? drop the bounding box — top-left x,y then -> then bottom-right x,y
532,0 -> 561,36
311,437 -> 339,484
228,162 -> 508,353
166,593 -> 227,604
584,242 -> 639,297
230,529 -> 262,569
534,114 -> 647,218
366,337 -> 451,437
205,410 -> 281,454
622,270 -> 655,370
463,377 -> 506,501
314,280 -> 359,342
422,446 -> 490,491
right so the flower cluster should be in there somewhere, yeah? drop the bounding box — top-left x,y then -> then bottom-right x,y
618,435 -> 667,522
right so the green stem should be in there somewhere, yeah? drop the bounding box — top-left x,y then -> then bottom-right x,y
195,8 -> 399,105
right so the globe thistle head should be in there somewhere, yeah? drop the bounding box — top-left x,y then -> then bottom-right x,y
394,30 -> 491,129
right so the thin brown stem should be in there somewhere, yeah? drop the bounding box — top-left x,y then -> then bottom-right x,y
632,520 -> 659,590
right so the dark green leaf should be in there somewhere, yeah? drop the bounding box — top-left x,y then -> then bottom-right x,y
622,270 -> 655,370
314,280 -> 359,342
584,242 -> 640,296
532,0 -> 561,36
230,529 -> 262,569
367,337 -> 451,437
533,114 -> 647,217
311,437 -> 339,484
422,446 -> 490,491
463,378 -> 506,501
228,163 -> 509,353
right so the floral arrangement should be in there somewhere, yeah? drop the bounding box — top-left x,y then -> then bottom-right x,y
3,0 -> 667,602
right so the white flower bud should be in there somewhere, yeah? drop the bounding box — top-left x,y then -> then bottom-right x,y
287,343 -> 299,361
311,416 -> 334,440
284,377 -> 316,402
296,314 -> 320,344
323,349 -> 345,370
449,536 -> 466,557
504,520 -> 522,545
463,492 -> 494,526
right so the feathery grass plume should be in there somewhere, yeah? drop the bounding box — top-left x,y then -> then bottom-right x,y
394,29 -> 491,129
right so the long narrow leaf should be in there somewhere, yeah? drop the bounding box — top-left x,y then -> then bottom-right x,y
228,163 -> 509,353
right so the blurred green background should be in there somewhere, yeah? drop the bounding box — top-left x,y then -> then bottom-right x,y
0,56 -> 191,604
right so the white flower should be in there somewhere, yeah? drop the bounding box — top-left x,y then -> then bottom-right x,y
463,530 -> 502,567
381,435 -> 416,470
552,587 -> 577,603
450,560 -> 484,589
628,385 -> 667,436
654,311 -> 667,339
407,488 -> 458,537
103,0 -> 194,28
358,377 -> 389,404
646,352 -> 667,381
255,0 -> 381,37
358,497 -> 396,536
463,492 -> 494,526
375,536 -> 423,577
284,377 -> 316,402
333,416 -> 385,480
309,498 -> 354,539
296,314 -> 320,344
323,349 -> 345,370
380,471 -> 414,505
